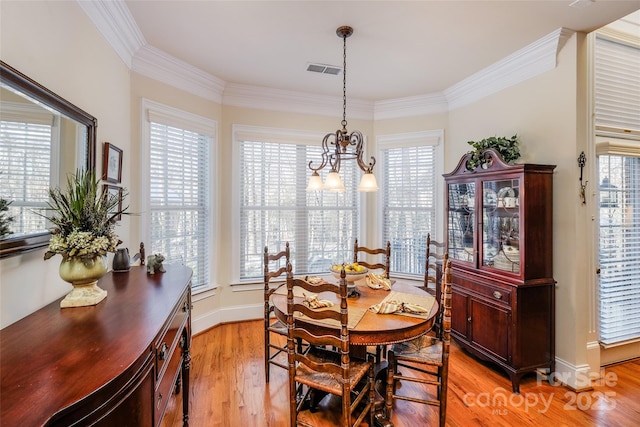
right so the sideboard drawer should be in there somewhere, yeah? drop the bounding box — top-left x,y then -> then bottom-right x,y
155,332 -> 183,426
156,293 -> 188,380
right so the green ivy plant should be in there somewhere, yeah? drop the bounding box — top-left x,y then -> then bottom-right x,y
466,134 -> 521,170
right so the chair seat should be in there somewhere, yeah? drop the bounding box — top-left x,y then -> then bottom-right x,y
390,334 -> 443,365
268,318 -> 287,336
296,348 -> 372,396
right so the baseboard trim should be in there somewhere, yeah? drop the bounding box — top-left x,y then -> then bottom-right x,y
551,357 -> 594,392
192,303 -> 263,335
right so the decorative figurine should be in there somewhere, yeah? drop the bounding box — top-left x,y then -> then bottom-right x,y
140,242 -> 145,265
147,254 -> 166,274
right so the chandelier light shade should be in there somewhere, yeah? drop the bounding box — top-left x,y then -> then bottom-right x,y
307,26 -> 378,192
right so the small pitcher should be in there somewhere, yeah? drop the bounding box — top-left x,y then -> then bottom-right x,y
113,248 -> 131,272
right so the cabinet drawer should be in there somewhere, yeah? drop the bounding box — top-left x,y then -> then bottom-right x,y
156,295 -> 188,380
154,336 -> 183,426
464,281 -> 511,305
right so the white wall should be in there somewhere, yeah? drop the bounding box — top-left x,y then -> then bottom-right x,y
0,1 -> 131,327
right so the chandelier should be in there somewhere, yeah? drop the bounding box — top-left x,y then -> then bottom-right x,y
307,26 -> 378,193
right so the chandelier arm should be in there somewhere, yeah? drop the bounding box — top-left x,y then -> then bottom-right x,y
330,131 -> 342,172
358,155 -> 376,173
308,132 -> 332,173
349,130 -> 376,173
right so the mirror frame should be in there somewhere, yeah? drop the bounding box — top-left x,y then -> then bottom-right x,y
0,61 -> 97,258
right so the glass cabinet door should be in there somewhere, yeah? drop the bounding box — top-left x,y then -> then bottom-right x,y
481,178 -> 520,273
447,182 -> 475,263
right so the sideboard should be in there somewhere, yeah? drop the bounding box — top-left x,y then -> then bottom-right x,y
0,264 -> 192,426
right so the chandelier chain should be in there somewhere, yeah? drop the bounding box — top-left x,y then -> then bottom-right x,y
342,31 -> 347,129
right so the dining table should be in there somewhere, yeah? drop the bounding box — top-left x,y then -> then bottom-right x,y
271,274 -> 439,427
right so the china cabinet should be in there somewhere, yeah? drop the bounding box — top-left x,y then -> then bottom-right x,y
443,149 -> 555,393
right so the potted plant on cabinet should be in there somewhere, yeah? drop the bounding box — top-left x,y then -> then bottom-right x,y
466,134 -> 521,170
39,169 -> 128,308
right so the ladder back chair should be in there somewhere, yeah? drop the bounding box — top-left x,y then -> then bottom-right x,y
353,240 -> 391,278
424,233 -> 446,296
386,254 -> 452,427
353,239 -> 392,361
264,242 -> 290,383
286,268 -> 375,427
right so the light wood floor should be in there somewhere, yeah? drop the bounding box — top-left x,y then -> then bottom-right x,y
162,320 -> 640,427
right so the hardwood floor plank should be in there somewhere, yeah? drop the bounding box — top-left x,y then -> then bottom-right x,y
162,320 -> 640,427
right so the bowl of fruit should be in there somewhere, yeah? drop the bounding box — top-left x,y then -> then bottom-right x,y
330,262 -> 369,282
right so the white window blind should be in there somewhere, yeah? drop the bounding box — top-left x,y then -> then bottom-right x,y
381,143 -> 437,276
597,154 -> 640,345
149,122 -> 210,289
0,119 -> 52,234
594,32 -> 640,345
595,36 -> 640,132
239,138 -> 359,280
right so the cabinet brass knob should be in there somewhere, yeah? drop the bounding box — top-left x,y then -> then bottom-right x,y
468,316 -> 471,322
493,291 -> 503,299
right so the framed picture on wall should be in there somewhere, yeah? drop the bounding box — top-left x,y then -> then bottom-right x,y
102,142 -> 123,183
103,184 -> 123,221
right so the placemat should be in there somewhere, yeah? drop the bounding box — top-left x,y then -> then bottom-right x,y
375,290 -> 436,318
274,283 -> 367,329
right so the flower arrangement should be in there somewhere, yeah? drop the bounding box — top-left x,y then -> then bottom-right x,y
40,169 -> 128,263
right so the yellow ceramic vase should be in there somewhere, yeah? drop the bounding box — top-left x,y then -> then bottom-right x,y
58,255 -> 108,308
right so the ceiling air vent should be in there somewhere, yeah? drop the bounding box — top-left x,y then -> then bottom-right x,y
306,63 -> 342,75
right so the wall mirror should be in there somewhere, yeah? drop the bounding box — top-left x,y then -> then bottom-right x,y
0,61 -> 97,258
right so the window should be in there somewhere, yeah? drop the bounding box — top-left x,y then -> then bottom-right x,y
234,125 -> 360,281
0,105 -> 57,235
597,153 -> 640,345
142,100 -> 216,291
379,131 -> 444,277
594,32 -> 640,345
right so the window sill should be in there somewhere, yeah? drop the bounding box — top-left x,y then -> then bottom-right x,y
192,285 -> 218,302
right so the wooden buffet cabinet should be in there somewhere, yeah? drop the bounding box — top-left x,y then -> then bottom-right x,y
443,149 -> 555,393
0,264 -> 192,426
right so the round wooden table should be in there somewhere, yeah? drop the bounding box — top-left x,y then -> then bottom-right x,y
271,277 -> 439,426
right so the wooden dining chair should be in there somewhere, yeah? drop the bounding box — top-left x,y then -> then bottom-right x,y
286,267 -> 375,427
264,242 -> 290,383
354,239 -> 391,362
424,233 -> 446,296
353,239 -> 391,278
386,255 -> 452,427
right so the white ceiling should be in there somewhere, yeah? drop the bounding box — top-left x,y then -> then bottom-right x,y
121,1 -> 640,103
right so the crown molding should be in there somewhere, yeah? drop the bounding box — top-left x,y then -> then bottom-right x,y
374,93 -> 449,120
76,0 -> 145,69
133,46 -> 226,104
82,1 -> 575,119
223,83 -> 374,120
444,28 -> 574,111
